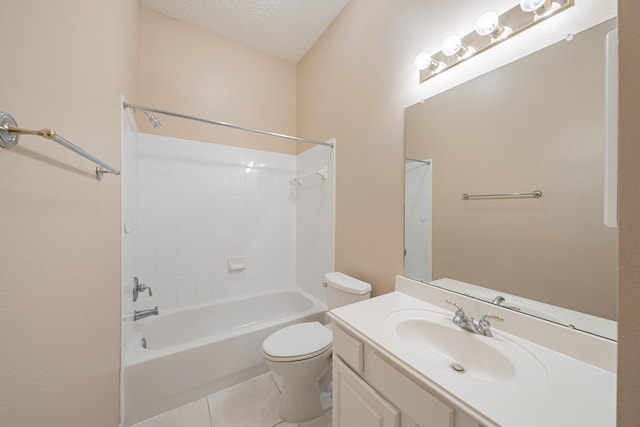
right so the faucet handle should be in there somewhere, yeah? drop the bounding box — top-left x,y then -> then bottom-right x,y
477,314 -> 504,337
133,277 -> 153,302
480,314 -> 504,323
445,299 -> 463,311
445,300 -> 469,324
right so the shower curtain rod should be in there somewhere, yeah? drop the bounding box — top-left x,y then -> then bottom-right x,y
123,102 -> 334,148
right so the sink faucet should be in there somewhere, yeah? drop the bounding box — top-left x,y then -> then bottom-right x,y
491,295 -> 506,305
134,306 -> 159,322
446,300 -> 503,337
490,295 -> 521,311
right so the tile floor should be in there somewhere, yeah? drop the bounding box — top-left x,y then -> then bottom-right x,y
132,372 -> 332,427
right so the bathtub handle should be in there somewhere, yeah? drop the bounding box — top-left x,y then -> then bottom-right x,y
133,276 -> 153,302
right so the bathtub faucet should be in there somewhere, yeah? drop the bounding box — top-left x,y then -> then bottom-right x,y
134,306 -> 159,322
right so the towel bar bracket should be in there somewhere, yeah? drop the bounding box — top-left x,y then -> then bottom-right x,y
0,112 -> 19,149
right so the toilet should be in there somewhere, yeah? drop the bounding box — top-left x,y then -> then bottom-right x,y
262,272 -> 372,422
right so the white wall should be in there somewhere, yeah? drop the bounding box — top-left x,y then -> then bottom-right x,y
121,107 -> 141,419
122,133 -> 336,317
404,160 -> 432,282
295,142 -> 337,302
128,134 -> 297,312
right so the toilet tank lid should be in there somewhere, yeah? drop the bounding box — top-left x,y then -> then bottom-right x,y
325,272 -> 372,295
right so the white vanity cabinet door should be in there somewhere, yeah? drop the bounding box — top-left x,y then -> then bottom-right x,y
332,324 -> 484,427
333,357 -> 401,427
455,411 -> 484,427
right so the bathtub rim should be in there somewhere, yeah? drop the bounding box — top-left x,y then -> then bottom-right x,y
125,287 -> 327,366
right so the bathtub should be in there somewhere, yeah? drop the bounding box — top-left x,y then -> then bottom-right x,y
123,288 -> 326,426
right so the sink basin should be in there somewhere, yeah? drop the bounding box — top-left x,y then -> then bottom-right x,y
385,309 -> 548,386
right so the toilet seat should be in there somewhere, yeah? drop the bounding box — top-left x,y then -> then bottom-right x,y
262,322 -> 332,362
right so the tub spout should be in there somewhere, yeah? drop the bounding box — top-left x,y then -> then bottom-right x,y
134,306 -> 159,322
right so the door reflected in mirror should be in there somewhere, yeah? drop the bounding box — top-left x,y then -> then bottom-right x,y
404,18 -> 618,340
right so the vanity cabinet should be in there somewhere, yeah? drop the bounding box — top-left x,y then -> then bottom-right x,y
332,325 -> 483,427
333,357 -> 400,426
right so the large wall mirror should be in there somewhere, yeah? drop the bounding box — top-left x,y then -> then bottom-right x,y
404,18 -> 618,340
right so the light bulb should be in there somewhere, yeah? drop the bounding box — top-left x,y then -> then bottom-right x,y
414,52 -> 435,70
442,35 -> 463,57
520,0 -> 549,12
475,12 -> 500,36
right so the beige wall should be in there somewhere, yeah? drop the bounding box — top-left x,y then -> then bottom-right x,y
298,0 -> 638,422
297,0 -> 406,294
296,0 -> 615,296
0,1 -> 139,426
139,8 -> 298,154
617,0 -> 640,424
0,0 -> 637,425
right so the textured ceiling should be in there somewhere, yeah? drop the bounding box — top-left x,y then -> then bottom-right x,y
140,0 -> 350,63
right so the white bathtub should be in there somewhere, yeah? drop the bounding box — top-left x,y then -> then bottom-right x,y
123,289 -> 326,426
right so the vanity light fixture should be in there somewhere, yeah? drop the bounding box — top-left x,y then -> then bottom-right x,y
521,0 -> 562,19
442,35 -> 476,59
442,35 -> 463,56
475,12 -> 500,36
416,0 -> 573,83
520,0 -> 550,13
442,35 -> 462,56
414,52 -> 442,72
475,12 -> 512,41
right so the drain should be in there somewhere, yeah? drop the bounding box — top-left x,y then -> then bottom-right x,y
449,363 -> 465,373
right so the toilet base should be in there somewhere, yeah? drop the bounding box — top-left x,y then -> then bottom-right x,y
262,321 -> 338,423
280,379 -> 332,422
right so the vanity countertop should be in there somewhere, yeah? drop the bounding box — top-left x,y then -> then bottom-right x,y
329,289 -> 616,427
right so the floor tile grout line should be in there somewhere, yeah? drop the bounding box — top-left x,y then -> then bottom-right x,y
272,420 -> 301,427
206,395 -> 214,427
266,372 -> 285,427
267,371 -> 282,393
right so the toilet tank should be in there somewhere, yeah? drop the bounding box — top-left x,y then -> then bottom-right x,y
324,272 -> 372,310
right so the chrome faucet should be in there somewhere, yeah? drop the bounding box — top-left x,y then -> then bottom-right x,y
491,295 -> 506,305
490,295 -> 521,311
134,306 -> 159,322
446,300 -> 503,337
133,276 -> 153,302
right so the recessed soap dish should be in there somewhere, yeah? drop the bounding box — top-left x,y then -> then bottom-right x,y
228,256 -> 246,272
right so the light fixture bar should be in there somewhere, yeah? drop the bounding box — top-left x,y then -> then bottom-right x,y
419,0 -> 574,83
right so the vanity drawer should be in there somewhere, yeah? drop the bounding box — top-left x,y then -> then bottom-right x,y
333,325 -> 364,373
366,351 -> 454,427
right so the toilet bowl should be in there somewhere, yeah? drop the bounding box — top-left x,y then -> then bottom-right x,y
262,272 -> 372,422
263,322 -> 333,421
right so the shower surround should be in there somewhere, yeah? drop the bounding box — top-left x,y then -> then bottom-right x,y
121,125 -> 335,354
135,134 -> 298,308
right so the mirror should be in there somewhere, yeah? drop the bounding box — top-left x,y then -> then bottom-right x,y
404,19 -> 618,340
